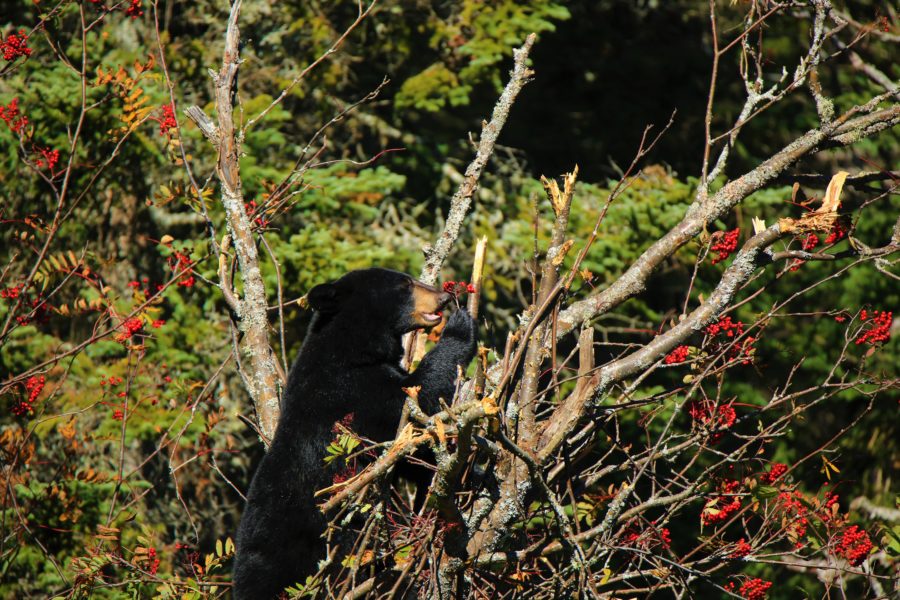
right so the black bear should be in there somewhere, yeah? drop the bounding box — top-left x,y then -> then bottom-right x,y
232,268 -> 477,599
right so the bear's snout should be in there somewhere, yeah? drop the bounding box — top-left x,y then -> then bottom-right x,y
411,281 -> 451,327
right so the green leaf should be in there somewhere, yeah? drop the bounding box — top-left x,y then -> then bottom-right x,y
754,485 -> 780,499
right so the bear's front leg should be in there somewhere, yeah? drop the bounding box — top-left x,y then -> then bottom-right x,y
407,309 -> 477,414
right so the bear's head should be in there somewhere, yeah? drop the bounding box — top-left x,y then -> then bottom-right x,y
307,268 -> 452,334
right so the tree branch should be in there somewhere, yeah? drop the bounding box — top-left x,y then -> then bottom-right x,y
191,0 -> 282,444
555,103 -> 900,339
418,33 -> 537,285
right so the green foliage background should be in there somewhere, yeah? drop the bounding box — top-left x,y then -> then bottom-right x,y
0,0 -> 897,597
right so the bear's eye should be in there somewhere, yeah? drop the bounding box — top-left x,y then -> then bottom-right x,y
399,278 -> 413,290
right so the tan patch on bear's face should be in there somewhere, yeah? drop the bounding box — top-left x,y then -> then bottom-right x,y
411,281 -> 451,327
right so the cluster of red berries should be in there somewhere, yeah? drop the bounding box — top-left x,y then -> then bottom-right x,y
687,400 -> 737,432
738,578 -> 773,600
705,316 -> 743,338
790,233 -> 821,271
730,538 -> 752,558
820,490 -> 840,522
0,284 -> 23,299
156,104 -> 177,136
1,30 -> 31,61
710,228 -> 740,264
168,250 -> 195,288
442,281 -> 476,296
100,375 -> 124,387
778,490 -> 804,513
664,345 -> 690,365
85,0 -> 143,20
146,547 -> 160,575
855,309 -> 892,346
0,99 -> 66,174
25,375 -> 45,406
835,525 -> 873,566
622,524 -> 671,550
824,220 -> 848,244
791,221 -> 849,270
12,295 -> 50,326
116,317 -> 144,342
12,375 -> 45,417
802,233 -> 819,250
34,147 -> 60,172
702,495 -> 741,526
701,480 -> 742,526
125,0 -> 143,19
659,527 -> 672,548
85,0 -> 146,20
760,462 -> 787,484
777,490 -> 809,548
122,318 -> 143,335
0,98 -> 28,134
705,316 -> 756,364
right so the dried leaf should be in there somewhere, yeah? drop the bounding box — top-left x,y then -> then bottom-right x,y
96,525 -> 120,535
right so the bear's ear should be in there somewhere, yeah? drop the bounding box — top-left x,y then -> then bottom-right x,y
307,282 -> 342,313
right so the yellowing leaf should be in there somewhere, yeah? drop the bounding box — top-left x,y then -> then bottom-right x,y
821,455 -> 840,480
126,89 -> 145,105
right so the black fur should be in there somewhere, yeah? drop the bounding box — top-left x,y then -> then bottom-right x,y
232,268 -> 477,599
